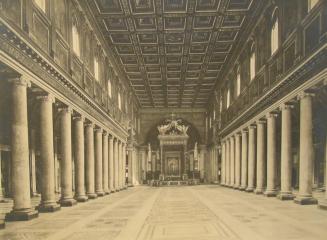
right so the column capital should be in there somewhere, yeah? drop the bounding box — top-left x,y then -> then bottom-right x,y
8,76 -> 31,87
248,124 -> 256,130
297,91 -> 315,100
94,127 -> 103,134
36,93 -> 55,103
58,105 -> 73,115
103,130 -> 108,136
279,103 -> 294,111
85,122 -> 94,128
266,112 -> 278,119
235,132 -> 242,137
256,119 -> 266,125
73,113 -> 85,122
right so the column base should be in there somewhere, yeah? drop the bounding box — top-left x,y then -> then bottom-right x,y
233,185 -> 240,189
239,186 -> 246,191
245,187 -> 254,192
75,195 -> 88,202
60,198 -> 77,207
294,196 -> 318,205
110,190 -> 116,193
37,202 -> 61,213
0,220 -> 5,229
115,189 -> 120,192
254,188 -> 264,195
264,190 -> 278,197
96,191 -> 105,197
5,208 -> 39,221
318,199 -> 327,210
277,192 -> 294,200
87,193 -> 98,199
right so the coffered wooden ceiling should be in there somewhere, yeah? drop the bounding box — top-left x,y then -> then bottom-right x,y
88,0 -> 255,108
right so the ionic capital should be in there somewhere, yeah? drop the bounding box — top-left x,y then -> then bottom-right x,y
248,124 -> 256,130
266,112 -> 278,119
73,113 -> 85,122
94,127 -> 103,134
85,122 -> 94,128
58,106 -> 73,115
36,93 -> 55,103
297,91 -> 315,100
279,103 -> 294,111
8,76 -> 31,87
103,130 -> 108,136
256,119 -> 266,125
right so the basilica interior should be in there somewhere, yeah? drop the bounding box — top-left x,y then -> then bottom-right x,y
0,0 -> 327,239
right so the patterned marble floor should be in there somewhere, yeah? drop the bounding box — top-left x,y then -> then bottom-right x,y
0,186 -> 327,240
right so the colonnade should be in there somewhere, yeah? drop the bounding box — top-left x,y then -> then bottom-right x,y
5,76 -> 127,221
220,91 -> 327,209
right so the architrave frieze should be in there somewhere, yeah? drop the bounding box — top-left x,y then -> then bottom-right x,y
0,18 -> 128,139
219,44 -> 327,139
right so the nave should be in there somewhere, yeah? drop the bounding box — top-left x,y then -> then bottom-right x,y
0,186 -> 327,240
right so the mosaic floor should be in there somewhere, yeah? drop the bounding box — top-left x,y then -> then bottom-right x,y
0,186 -> 327,240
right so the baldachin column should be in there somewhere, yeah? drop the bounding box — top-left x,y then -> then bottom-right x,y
294,92 -> 317,205
59,107 -> 77,206
246,125 -> 256,192
264,113 -> 278,197
37,93 -> 60,212
85,123 -> 97,199
5,77 -> 38,221
73,115 -> 88,202
255,119 -> 266,194
278,104 -> 294,200
240,130 -> 248,190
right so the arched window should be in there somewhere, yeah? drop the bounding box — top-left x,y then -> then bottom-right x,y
94,57 -> 99,81
250,43 -> 256,81
308,0 -> 319,11
236,66 -> 241,96
108,79 -> 112,98
35,0 -> 46,12
271,9 -> 279,55
118,92 -> 122,110
72,22 -> 80,57
226,88 -> 230,109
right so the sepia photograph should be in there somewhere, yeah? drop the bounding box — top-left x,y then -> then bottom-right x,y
0,0 -> 327,239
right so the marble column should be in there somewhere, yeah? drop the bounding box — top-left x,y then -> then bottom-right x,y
73,115 -> 88,202
230,136 -> 235,188
95,128 -> 105,196
246,125 -> 256,192
114,139 -> 119,191
294,92 -> 317,205
234,133 -> 241,189
128,146 -> 134,186
278,104 -> 294,200
240,129 -> 248,190
102,131 -> 109,194
85,123 -> 97,199
37,94 -> 60,212
221,141 -> 226,185
318,129 -> 327,209
265,113 -> 278,197
255,119 -> 266,194
109,135 -> 115,192
59,107 -> 77,206
5,77 -> 38,221
122,143 -> 127,188
29,129 -> 38,196
226,139 -> 230,186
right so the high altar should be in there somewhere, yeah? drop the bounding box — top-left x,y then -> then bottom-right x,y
146,117 -> 200,183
